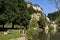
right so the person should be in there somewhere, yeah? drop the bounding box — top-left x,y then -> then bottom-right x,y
20,29 -> 23,34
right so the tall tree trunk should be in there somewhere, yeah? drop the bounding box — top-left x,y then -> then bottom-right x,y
3,24 -> 4,31
12,23 -> 14,29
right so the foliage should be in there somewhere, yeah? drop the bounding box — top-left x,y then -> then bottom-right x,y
28,18 -> 38,28
48,11 -> 60,21
56,17 -> 60,27
26,28 -> 39,40
38,15 -> 46,29
0,30 -> 21,40
48,10 -> 60,27
27,6 -> 37,15
0,0 -> 36,29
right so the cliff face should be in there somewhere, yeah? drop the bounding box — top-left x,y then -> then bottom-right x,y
48,11 -> 60,31
26,2 -> 46,30
26,2 -> 55,32
26,2 -> 44,21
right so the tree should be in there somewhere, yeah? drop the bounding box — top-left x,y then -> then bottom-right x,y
0,0 -> 36,29
0,0 -> 9,28
49,0 -> 60,26
48,11 -> 60,27
17,0 -> 36,29
0,0 -> 19,28
48,11 -> 59,21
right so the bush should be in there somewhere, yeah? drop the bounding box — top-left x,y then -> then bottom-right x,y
26,28 -> 39,40
28,18 -> 38,28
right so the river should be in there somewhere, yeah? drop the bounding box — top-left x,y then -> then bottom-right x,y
38,31 -> 60,40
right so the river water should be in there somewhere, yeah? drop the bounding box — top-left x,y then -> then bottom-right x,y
38,31 -> 60,40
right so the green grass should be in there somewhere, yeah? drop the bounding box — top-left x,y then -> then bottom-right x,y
0,30 -> 21,40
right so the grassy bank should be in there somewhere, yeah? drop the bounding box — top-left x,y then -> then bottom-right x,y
0,30 -> 21,40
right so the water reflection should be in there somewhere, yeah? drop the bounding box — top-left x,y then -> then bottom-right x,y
38,31 -> 60,40
38,31 -> 49,40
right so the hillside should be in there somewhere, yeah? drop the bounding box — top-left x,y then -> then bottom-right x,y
48,11 -> 60,30
48,11 -> 60,21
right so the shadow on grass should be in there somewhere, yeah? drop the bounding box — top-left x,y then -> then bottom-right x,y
0,28 -> 20,32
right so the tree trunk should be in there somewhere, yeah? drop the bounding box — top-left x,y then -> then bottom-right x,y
12,23 -> 14,29
3,24 -> 4,31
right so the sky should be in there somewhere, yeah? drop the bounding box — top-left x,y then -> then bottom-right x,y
25,0 -> 58,15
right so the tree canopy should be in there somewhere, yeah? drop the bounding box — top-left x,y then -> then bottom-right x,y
0,0 -> 36,29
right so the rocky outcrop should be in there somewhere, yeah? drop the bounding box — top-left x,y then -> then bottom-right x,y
51,21 -> 57,32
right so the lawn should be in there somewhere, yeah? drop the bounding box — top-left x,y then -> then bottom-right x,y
0,30 -> 21,40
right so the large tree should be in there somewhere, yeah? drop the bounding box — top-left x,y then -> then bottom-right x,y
0,0 -> 19,28
0,0 -> 36,29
